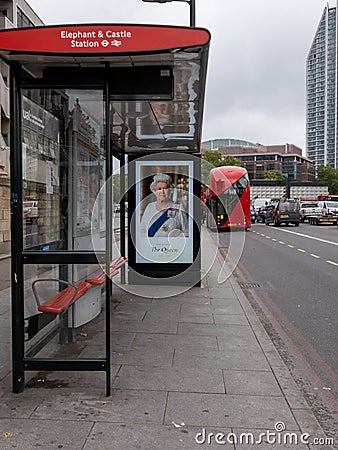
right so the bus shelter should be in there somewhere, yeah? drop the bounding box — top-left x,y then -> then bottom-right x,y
0,24 -> 210,394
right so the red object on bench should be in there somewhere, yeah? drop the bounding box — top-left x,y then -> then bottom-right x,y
86,256 -> 128,286
37,281 -> 92,314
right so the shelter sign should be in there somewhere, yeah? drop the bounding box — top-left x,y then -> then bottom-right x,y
0,24 -> 209,54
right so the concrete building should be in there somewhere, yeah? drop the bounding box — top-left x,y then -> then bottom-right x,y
0,1 -> 43,255
250,180 -> 328,201
306,3 -> 337,169
201,139 -> 315,182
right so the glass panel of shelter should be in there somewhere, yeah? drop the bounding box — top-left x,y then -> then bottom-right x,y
22,88 -> 106,253
21,88 -> 109,360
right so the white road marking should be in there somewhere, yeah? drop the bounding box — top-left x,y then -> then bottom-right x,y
310,254 -> 320,259
272,228 -> 338,247
326,260 -> 338,266
297,248 -> 306,253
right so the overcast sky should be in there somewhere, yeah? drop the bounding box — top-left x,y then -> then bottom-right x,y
27,0 -> 334,152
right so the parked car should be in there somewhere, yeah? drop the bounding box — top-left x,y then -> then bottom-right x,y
113,202 -> 120,213
265,199 -> 301,227
299,202 -> 321,222
253,198 -> 270,221
23,200 -> 38,223
256,205 -> 269,223
250,205 -> 256,223
252,198 -> 270,223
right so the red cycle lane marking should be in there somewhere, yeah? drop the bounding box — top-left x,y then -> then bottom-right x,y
235,261 -> 338,422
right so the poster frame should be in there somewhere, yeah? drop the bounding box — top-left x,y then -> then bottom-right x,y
128,153 -> 201,284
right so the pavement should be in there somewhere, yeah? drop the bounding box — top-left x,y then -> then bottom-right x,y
0,227 -> 335,449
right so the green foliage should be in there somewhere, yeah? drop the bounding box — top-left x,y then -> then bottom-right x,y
222,155 -> 241,167
316,165 -> 338,194
201,150 -> 223,167
263,170 -> 286,180
201,151 -> 241,186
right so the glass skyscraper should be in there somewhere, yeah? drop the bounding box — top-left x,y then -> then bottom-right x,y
306,4 -> 337,169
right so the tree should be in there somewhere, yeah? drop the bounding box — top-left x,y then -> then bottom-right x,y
201,151 -> 222,185
316,164 -> 338,194
222,155 -> 241,167
201,151 -> 241,185
263,170 -> 286,180
201,151 -> 241,168
201,150 -> 223,167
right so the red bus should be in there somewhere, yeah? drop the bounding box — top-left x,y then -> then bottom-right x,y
206,166 -> 251,230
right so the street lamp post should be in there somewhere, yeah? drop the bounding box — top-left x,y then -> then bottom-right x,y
141,0 -> 195,27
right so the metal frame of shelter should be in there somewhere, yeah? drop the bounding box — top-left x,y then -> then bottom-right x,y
0,23 -> 210,394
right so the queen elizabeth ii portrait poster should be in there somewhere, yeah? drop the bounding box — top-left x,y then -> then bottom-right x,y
135,160 -> 193,264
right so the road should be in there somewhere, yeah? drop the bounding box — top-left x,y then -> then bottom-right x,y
217,221 -> 338,431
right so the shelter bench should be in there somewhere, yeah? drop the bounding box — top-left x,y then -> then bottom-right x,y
35,280 -> 92,315
27,256 -> 128,355
86,256 -> 128,286
33,256 -> 128,315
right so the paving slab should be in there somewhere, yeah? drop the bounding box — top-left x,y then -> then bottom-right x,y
0,392 -> 51,419
208,287 -> 238,298
110,346 -> 175,367
180,300 -> 244,315
165,392 -> 299,430
83,423 -> 235,450
131,332 -> 219,352
143,311 -> 214,324
110,318 -> 178,334
31,389 -> 167,424
0,418 -> 92,450
113,365 -> 225,393
76,330 -> 136,350
109,309 -> 147,321
23,366 -> 120,395
222,369 -> 283,396
178,322 -> 257,339
213,313 -> 249,325
173,348 -> 271,372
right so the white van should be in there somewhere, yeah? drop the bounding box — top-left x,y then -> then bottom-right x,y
252,198 -> 271,223
318,201 -> 338,215
253,198 -> 271,212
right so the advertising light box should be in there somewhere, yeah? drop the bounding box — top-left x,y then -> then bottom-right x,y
134,160 -> 194,264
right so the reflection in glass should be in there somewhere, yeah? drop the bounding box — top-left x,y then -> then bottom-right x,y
22,89 -> 105,251
24,263 -> 105,359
